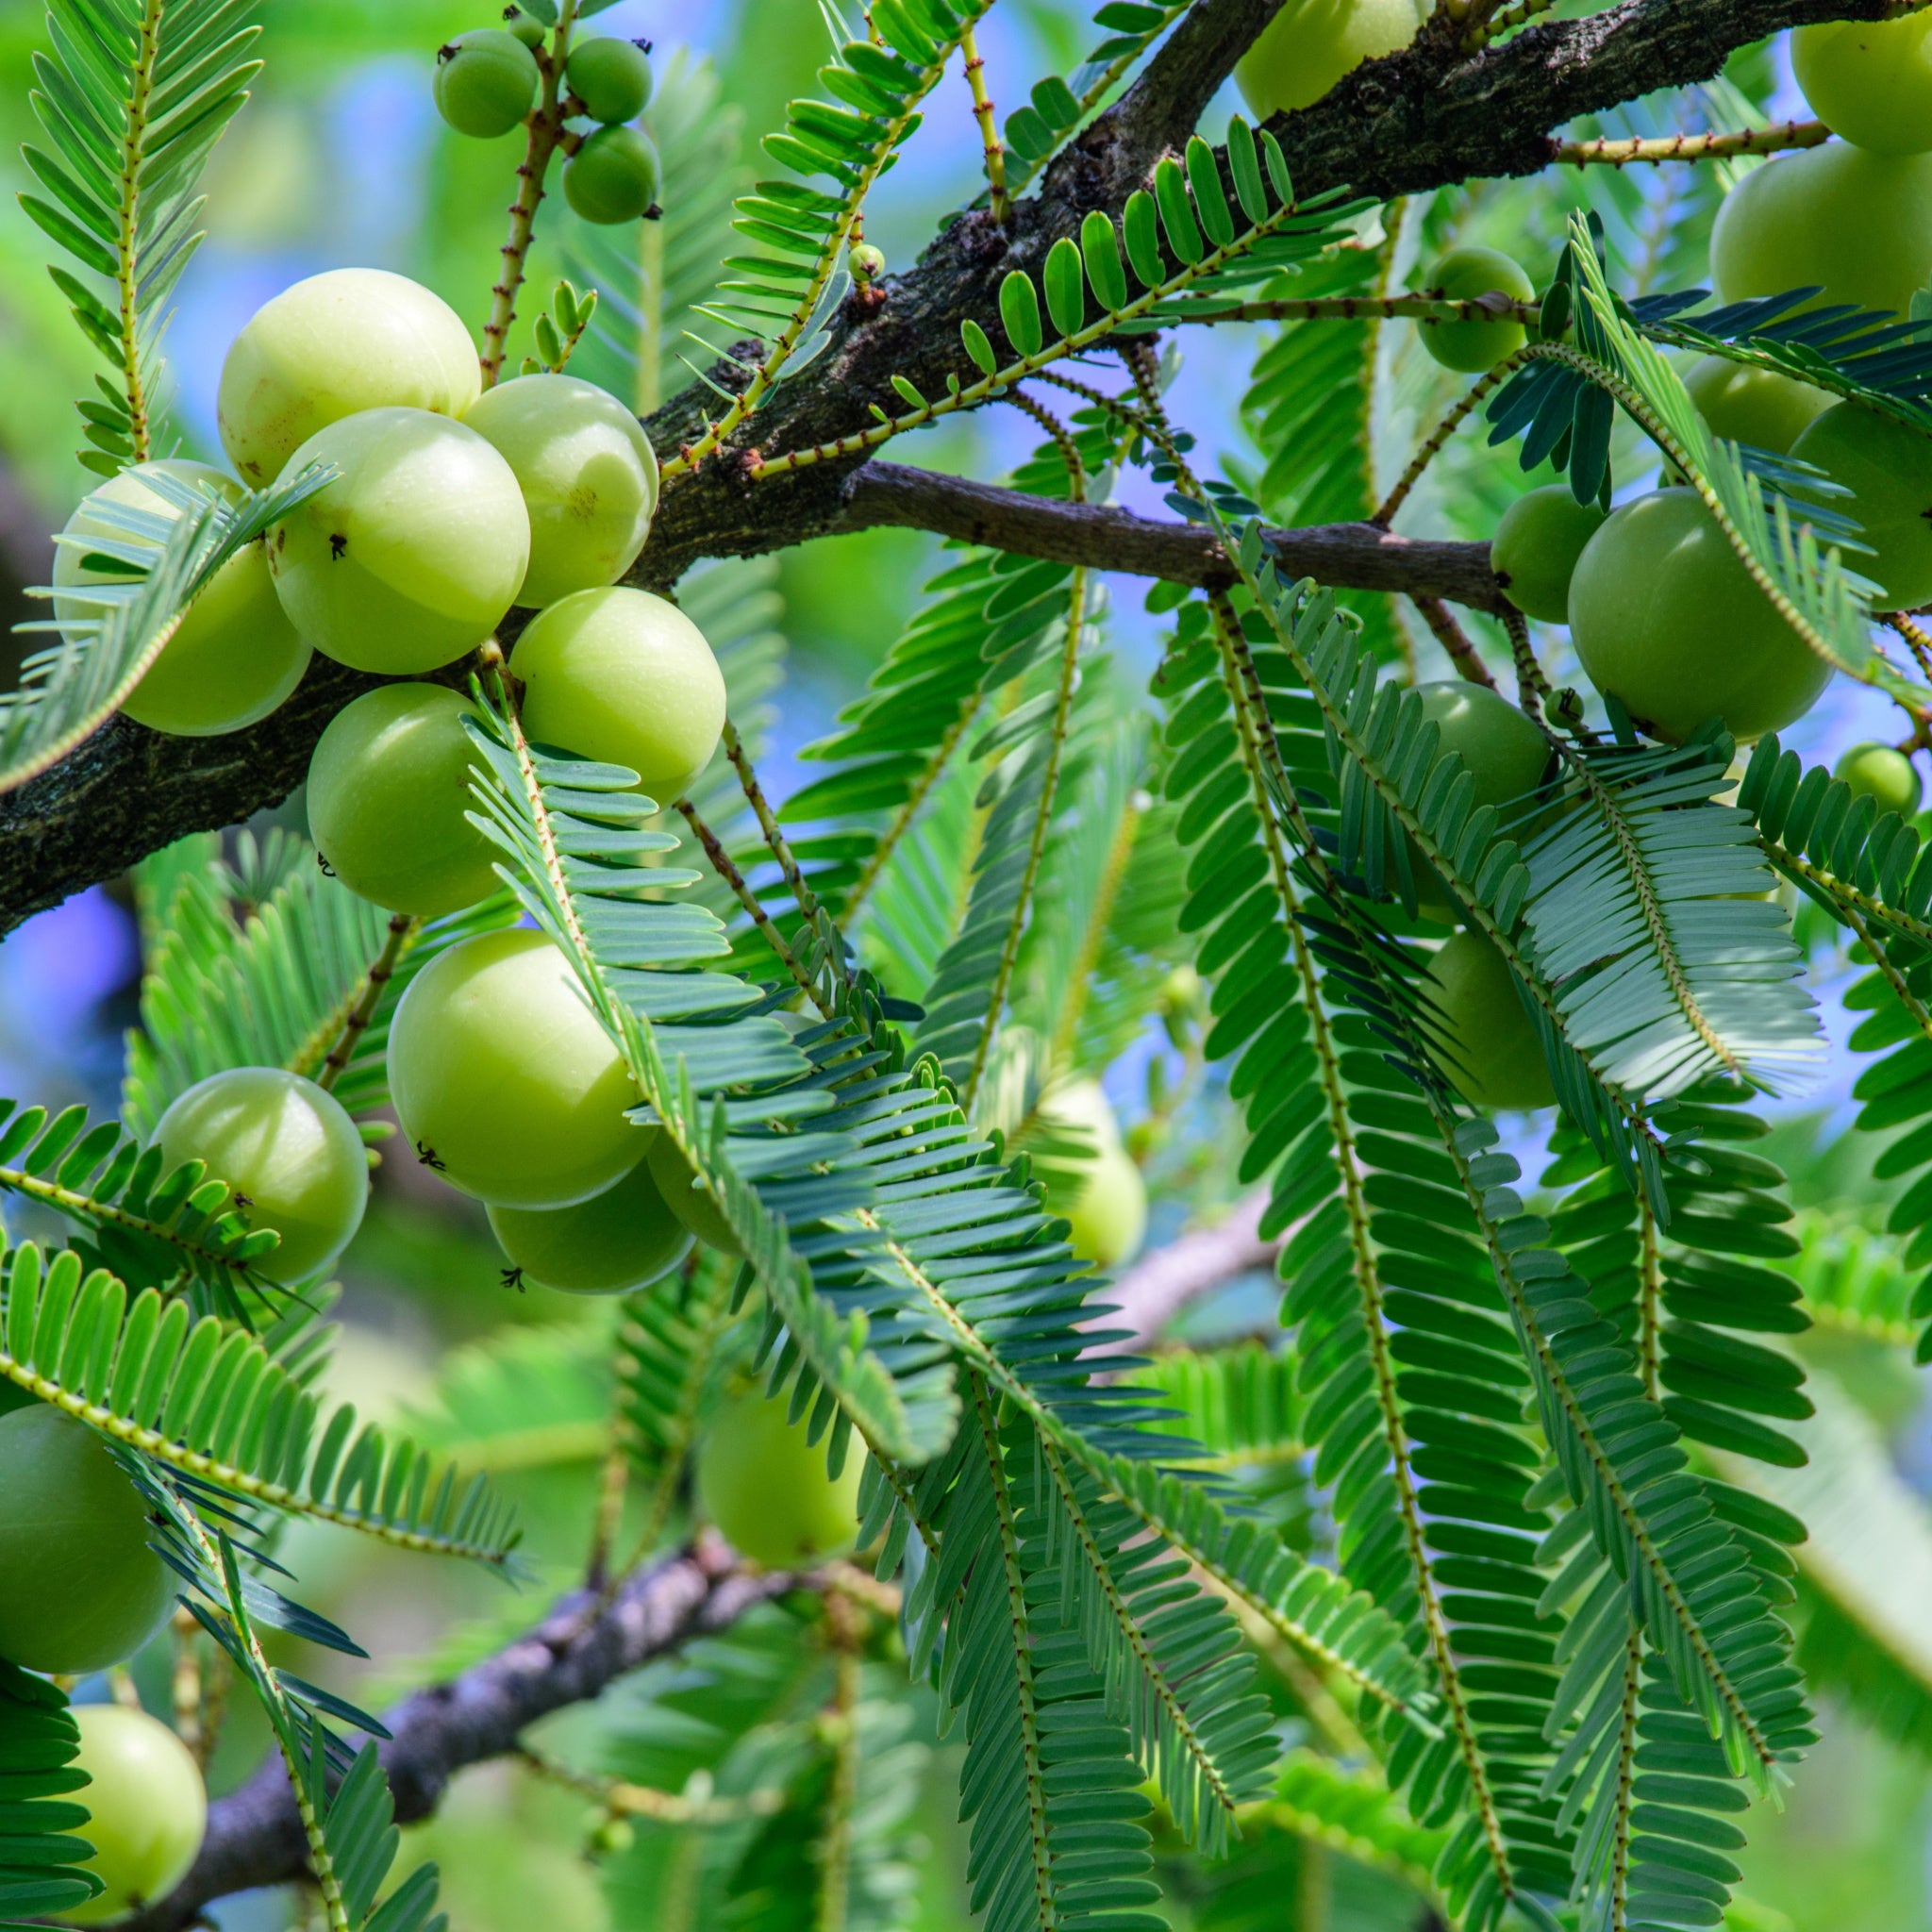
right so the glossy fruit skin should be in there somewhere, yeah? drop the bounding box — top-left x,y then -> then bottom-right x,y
510,588 -> 725,802
565,37 -> 652,123
54,460 -> 310,737
155,1068 -> 368,1283
462,375 -> 659,606
434,29 -> 540,139
1568,489 -> 1831,743
1790,402 -> 1932,610
1038,1080 -> 1147,1271
1491,486 -> 1606,623
1835,742 -> 1923,819
388,928 -> 647,1208
266,408 -> 530,674
306,686 -> 499,917
646,1133 -> 742,1256
487,1151 -> 691,1293
563,125 -> 659,225
1793,19 -> 1932,156
0,1407 -> 174,1677
1711,144 -> 1932,323
1423,928 -> 1554,1111
1233,0 -> 1424,117
696,1383 -> 863,1569
508,16 -> 546,47
218,268 -> 482,487
1684,356 -> 1831,456
1418,247 -> 1535,374
58,1706 -> 208,1926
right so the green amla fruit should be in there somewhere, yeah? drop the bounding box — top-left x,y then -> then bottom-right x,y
849,242 -> 886,282
1418,247 -> 1535,374
696,1383 -> 865,1570
506,14 -> 547,48
0,1407 -> 175,1676
564,125 -> 660,224
1684,355 -> 1830,457
1792,18 -> 1932,157
306,685 -> 500,918
155,1067 -> 369,1283
1233,0 -> 1424,117
565,36 -> 653,124
1835,742 -> 1923,820
646,1132 -> 741,1257
462,374 -> 659,606
1423,927 -> 1554,1111
54,459 -> 310,737
1491,486 -> 1606,624
1035,1078 -> 1147,1271
56,1706 -> 208,1927
487,1152 -> 692,1293
266,407 -> 530,674
1790,401 -> 1932,611
218,267 -> 481,487
434,28 -> 541,140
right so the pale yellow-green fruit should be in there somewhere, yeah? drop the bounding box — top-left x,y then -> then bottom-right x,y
1792,18 -> 1932,157
1683,355 -> 1831,456
487,1152 -> 691,1293
266,408 -> 530,674
696,1383 -> 864,1569
1423,928 -> 1554,1111
1790,401 -> 1932,610
154,1068 -> 369,1283
646,1132 -> 742,1256
1491,486 -> 1606,624
510,587 -> 726,801
387,928 -> 649,1208
57,1706 -> 207,1925
1418,247 -> 1536,374
1233,0 -> 1424,117
461,375 -> 659,606
1567,489 -> 1831,743
218,267 -> 482,486
1710,144 -> 1932,322
1835,742 -> 1923,820
54,460 -> 309,737
1038,1079 -> 1147,1270
305,686 -> 499,918
0,1407 -> 174,1678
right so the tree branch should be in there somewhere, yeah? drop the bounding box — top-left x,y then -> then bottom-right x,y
123,1539 -> 789,1932
1089,1190 -> 1277,1357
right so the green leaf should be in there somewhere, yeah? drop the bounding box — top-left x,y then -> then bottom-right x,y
999,265 -> 1043,358
1043,235 -> 1088,344
1080,208 -> 1128,313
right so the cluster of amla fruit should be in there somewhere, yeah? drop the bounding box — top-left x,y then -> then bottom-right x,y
436,8 -> 660,225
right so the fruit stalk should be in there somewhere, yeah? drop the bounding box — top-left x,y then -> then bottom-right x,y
1410,594 -> 1501,692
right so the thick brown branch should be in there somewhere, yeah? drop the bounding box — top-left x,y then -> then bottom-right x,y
1089,1189 -> 1278,1357
123,1540 -> 786,1932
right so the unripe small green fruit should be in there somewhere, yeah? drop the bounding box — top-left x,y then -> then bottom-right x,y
587,1815 -> 635,1859
849,242 -> 886,282
1233,0 -> 1424,117
462,375 -> 658,606
1792,19 -> 1932,157
1711,145 -> 1932,323
218,268 -> 481,487
306,686 -> 499,918
1491,486 -> 1606,624
55,460 -> 309,737
1418,247 -> 1535,374
57,1706 -> 208,1926
1037,1079 -> 1147,1271
488,1152 -> 691,1293
1423,928 -> 1554,1111
1835,742 -> 1923,819
565,37 -> 653,124
155,1068 -> 369,1283
435,29 -> 539,139
1568,489 -> 1830,743
696,1383 -> 864,1569
1683,356 -> 1831,457
645,1134 -> 742,1257
510,587 -> 725,802
0,1407 -> 174,1676
388,928 -> 648,1208
506,15 -> 546,48
1790,402 -> 1932,611
267,407 -> 530,674
564,125 -> 659,225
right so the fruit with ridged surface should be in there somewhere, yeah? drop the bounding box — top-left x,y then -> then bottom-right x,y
0,1407 -> 174,1676
1233,0 -> 1424,118
56,1706 -> 208,1926
155,1068 -> 369,1283
306,686 -> 500,918
565,37 -> 652,123
1417,247 -> 1535,373
218,268 -> 481,486
1423,927 -> 1554,1111
1684,356 -> 1831,456
1835,742 -> 1923,820
54,460 -> 310,737
434,28 -> 540,139
462,375 -> 658,605
1792,19 -> 1932,156
563,125 -> 659,224
1568,488 -> 1831,742
1789,401 -> 1932,610
1491,486 -> 1606,624
696,1383 -> 863,1568
266,407 -> 529,674
488,1152 -> 691,1293
388,928 -> 648,1208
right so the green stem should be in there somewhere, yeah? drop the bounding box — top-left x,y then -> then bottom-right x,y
115,0 -> 165,462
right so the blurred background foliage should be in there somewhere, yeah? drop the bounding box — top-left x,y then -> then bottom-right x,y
0,2 -> 1929,1928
